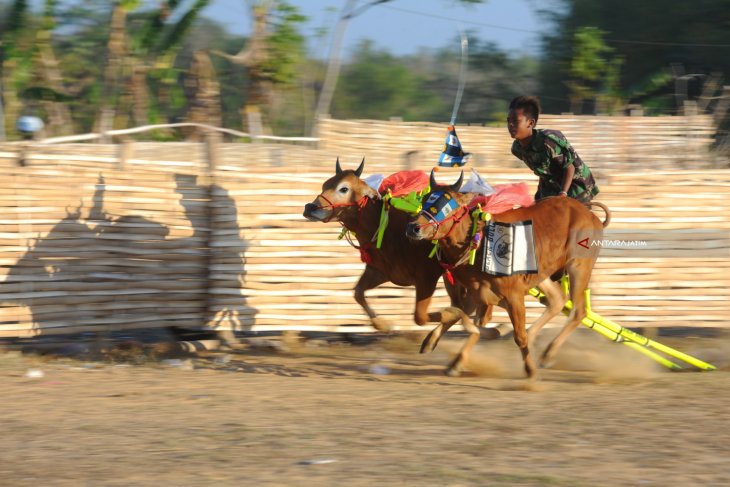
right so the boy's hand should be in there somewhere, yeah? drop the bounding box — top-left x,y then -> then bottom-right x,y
558,191 -> 568,197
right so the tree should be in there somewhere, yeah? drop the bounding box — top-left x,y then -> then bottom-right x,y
537,0 -> 730,114
438,37 -> 539,124
331,37 -> 538,124
1,0 -> 33,139
567,27 -> 623,114
332,40 -> 443,121
176,18 -> 249,130
211,0 -> 306,135
95,0 -> 211,136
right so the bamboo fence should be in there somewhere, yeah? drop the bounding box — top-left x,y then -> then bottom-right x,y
0,116 -> 726,337
318,114 -> 720,172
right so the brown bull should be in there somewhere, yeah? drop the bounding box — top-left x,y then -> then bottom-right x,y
405,170 -> 610,379
303,159 -> 499,344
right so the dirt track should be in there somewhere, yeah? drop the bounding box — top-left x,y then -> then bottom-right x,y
1,329 -> 729,486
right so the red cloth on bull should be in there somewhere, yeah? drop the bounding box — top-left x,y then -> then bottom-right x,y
469,182 -> 535,214
438,125 -> 469,167
379,170 -> 429,197
422,191 -> 459,223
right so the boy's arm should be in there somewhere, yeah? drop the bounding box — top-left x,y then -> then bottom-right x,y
559,165 -> 575,196
544,132 -> 575,196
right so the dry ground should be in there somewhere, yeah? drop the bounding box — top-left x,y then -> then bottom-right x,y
0,328 -> 729,487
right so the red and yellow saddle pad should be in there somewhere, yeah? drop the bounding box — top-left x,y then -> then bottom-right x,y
379,171 -> 429,197
469,182 -> 534,215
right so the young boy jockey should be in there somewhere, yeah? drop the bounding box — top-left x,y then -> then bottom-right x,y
508,95 -> 599,203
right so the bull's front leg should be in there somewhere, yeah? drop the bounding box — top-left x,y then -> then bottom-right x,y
354,265 -> 391,332
444,307 -> 481,377
419,309 -> 462,354
412,279 -> 458,353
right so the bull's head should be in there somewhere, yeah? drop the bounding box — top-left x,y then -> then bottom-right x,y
405,169 -> 467,241
303,157 -> 378,223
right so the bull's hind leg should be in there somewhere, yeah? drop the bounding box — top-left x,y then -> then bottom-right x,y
540,259 -> 594,367
527,277 -> 567,346
354,265 -> 391,332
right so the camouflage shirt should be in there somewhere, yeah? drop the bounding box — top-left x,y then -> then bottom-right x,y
511,129 -> 599,203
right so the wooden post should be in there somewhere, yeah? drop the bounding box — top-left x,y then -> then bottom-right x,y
202,130 -> 238,346
117,139 -> 134,170
204,130 -> 221,176
713,86 -> 730,127
244,106 -> 263,143
683,100 -> 698,116
17,142 -> 30,167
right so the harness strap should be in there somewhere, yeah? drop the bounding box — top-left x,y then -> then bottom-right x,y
430,204 -> 491,278
316,194 -> 370,211
417,205 -> 469,239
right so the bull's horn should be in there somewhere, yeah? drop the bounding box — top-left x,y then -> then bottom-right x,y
354,157 -> 365,177
335,156 -> 342,174
430,168 -> 438,189
450,171 -> 464,192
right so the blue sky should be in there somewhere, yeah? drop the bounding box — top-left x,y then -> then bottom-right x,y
27,0 -> 544,58
201,0 -> 544,59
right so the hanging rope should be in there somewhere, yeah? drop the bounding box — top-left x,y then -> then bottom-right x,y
450,29 -> 469,126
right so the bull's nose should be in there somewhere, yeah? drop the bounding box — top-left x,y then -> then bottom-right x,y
303,203 -> 317,216
405,222 -> 419,239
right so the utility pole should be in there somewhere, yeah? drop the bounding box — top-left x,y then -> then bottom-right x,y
312,0 -> 388,136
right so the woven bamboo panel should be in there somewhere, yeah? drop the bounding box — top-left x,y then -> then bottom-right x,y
0,137 -> 727,337
317,115 -> 719,172
0,153 -> 208,337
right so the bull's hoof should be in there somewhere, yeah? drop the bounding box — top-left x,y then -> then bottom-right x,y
370,317 -> 392,333
480,328 -> 501,340
539,353 -> 556,369
444,366 -> 462,377
484,323 -> 513,339
419,331 -> 439,354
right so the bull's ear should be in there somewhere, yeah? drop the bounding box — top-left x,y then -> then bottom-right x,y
450,171 -> 464,192
429,168 -> 438,189
354,157 -> 365,177
335,156 -> 342,174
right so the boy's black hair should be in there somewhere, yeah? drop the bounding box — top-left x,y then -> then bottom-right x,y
509,96 -> 541,124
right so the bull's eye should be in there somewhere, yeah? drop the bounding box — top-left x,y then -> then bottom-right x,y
339,187 -> 348,194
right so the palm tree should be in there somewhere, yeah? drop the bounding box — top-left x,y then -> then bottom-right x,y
97,0 -> 211,137
211,0 -> 306,135
0,0 -> 32,140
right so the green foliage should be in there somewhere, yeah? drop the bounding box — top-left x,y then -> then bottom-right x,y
38,0 -> 56,32
568,27 -> 624,113
333,40 -> 440,121
454,38 -> 539,123
0,0 -> 541,137
119,0 -> 141,12
52,1 -> 110,132
571,27 -> 612,84
22,86 -> 74,102
176,19 -> 250,129
332,37 -> 538,124
157,0 -> 210,57
262,2 -> 307,84
3,0 -> 29,39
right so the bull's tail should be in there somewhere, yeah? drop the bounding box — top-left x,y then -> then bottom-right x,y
588,201 -> 611,228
